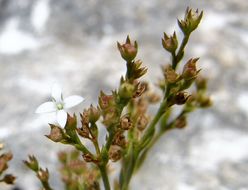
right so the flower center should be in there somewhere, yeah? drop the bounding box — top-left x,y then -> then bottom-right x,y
56,103 -> 64,110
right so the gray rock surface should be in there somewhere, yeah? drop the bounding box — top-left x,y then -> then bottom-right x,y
0,0 -> 248,189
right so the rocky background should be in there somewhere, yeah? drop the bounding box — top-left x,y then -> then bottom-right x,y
0,0 -> 248,189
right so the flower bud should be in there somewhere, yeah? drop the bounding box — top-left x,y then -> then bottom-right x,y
80,110 -> 89,125
117,35 -> 138,62
46,124 -> 65,142
88,105 -> 100,123
178,8 -> 203,35
24,155 -> 39,172
163,65 -> 179,84
66,114 -> 77,130
109,145 -> 122,162
103,108 -> 118,127
182,58 -> 200,80
162,32 -> 178,52
198,96 -> 212,108
119,82 -> 134,99
195,76 -> 207,90
98,91 -> 114,110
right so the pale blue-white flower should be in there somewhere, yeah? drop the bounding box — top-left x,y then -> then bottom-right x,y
35,84 -> 84,127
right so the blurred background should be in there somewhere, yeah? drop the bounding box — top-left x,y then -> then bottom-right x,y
0,0 -> 248,189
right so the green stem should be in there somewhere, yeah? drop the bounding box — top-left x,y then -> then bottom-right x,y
74,134 -> 92,155
99,164 -> 111,190
90,123 -> 101,155
93,138 -> 101,155
139,100 -> 168,150
120,142 -> 137,190
172,34 -> 190,69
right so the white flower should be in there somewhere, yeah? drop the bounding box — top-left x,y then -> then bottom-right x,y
35,84 -> 84,127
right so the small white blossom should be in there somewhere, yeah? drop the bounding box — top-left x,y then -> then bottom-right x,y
35,84 -> 84,127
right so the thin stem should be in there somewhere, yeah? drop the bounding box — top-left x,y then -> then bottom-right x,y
99,164 -> 111,190
172,34 -> 190,69
93,138 -> 101,155
139,100 -> 168,150
90,123 -> 101,155
74,134 -> 92,155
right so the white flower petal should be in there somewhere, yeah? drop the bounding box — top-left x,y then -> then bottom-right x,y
51,84 -> 62,102
35,102 -> 56,113
64,95 -> 84,109
57,110 -> 67,127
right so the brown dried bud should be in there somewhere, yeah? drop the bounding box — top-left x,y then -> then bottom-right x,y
117,35 -> 138,62
82,154 -> 95,163
2,152 -> 13,161
46,124 -> 65,142
88,105 -> 100,123
112,131 -> 126,147
182,58 -> 200,80
163,65 -> 179,84
175,92 -> 190,105
120,115 -> 132,130
109,145 -> 122,162
175,116 -> 187,129
24,155 -> 39,172
0,158 -> 8,173
81,110 -> 89,125
133,82 -> 147,98
137,114 -> 149,131
77,127 -> 90,138
162,32 -> 178,52
37,168 -> 49,182
2,174 -> 16,184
